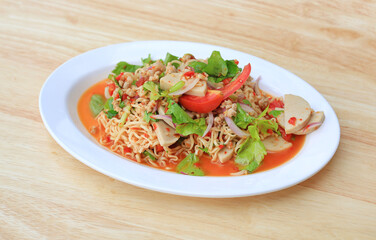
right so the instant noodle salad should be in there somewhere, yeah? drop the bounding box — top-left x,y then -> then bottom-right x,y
78,51 -> 324,176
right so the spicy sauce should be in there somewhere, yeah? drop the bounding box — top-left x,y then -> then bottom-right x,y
78,80 -> 305,176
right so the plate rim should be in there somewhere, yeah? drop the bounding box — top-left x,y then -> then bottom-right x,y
39,40 -> 340,198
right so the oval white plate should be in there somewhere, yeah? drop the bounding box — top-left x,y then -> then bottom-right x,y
39,41 -> 340,198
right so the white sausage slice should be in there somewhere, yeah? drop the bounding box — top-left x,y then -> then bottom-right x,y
262,136 -> 292,152
284,94 -> 312,134
294,111 -> 325,135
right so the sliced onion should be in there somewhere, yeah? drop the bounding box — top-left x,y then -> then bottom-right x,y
225,117 -> 250,137
104,86 -> 111,99
300,122 -> 322,133
253,75 -> 261,95
169,78 -> 200,96
239,103 -> 255,113
151,114 -> 175,128
202,112 -> 214,137
207,80 -> 223,89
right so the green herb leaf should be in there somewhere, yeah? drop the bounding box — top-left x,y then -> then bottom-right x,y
143,150 -> 156,161
141,54 -> 155,66
269,110 -> 283,118
203,51 -> 228,77
119,105 -> 132,127
143,81 -> 161,100
119,101 -> 125,108
234,103 -> 254,129
257,119 -> 278,135
176,153 -> 204,176
242,99 -> 252,106
166,100 -> 195,124
169,81 -> 185,93
198,147 -> 209,154
164,53 -> 180,68
89,94 -> 105,117
104,97 -> 118,119
206,59 -> 241,83
235,125 -> 266,173
143,111 -> 159,123
188,61 -> 207,73
175,118 -> 207,136
112,61 -> 142,75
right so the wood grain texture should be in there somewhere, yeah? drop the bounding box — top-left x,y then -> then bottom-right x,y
1,0 -> 376,239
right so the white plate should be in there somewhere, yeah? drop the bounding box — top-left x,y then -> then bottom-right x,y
39,41 -> 340,198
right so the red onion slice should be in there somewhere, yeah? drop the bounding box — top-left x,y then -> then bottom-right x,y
253,75 -> 261,95
169,78 -> 200,96
301,122 -> 322,133
202,112 -> 214,137
225,117 -> 250,138
239,103 -> 255,113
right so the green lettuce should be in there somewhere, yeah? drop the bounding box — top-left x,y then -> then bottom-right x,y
175,118 -> 207,136
177,153 -> 204,176
112,61 -> 142,74
143,81 -> 161,100
89,94 -> 105,117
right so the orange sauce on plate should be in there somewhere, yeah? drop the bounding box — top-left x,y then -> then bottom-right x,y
78,80 -> 305,176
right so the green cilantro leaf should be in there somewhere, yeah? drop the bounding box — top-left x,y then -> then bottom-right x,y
104,97 -> 118,119
143,111 -> 159,123
141,54 -> 155,66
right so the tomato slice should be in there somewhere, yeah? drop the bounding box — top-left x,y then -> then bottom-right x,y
179,90 -> 223,113
220,63 -> 251,99
178,64 -> 251,113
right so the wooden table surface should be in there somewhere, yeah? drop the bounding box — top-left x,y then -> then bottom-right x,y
1,0 -> 376,239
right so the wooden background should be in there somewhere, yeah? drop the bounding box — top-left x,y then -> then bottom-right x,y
1,0 -> 375,239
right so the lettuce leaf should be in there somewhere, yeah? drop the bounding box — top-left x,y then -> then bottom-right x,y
189,61 -> 207,73
143,81 -> 161,100
203,51 -> 227,77
112,61 -> 142,74
175,118 -> 207,136
176,153 -> 204,176
89,94 -> 105,117
206,60 -> 241,83
234,103 -> 254,129
235,125 -> 267,173
164,53 -> 179,68
166,100 -> 195,124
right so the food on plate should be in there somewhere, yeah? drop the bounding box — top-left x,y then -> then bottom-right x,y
78,51 -> 324,176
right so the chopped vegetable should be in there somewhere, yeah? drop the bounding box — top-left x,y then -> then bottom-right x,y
143,150 -> 156,161
234,103 -> 254,129
119,105 -> 132,127
203,51 -> 228,77
143,81 -> 161,100
164,53 -> 179,68
141,54 -> 155,66
89,94 -> 105,117
176,118 -> 207,136
103,97 -> 118,119
176,153 -> 204,176
144,111 -> 159,123
169,81 -> 185,93
269,110 -> 283,117
198,147 -> 209,154
189,61 -> 207,73
235,125 -> 267,173
112,61 -> 142,74
166,100 -> 195,124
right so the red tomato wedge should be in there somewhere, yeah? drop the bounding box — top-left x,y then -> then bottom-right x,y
179,63 -> 251,113
220,63 -> 251,99
179,90 -> 223,113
